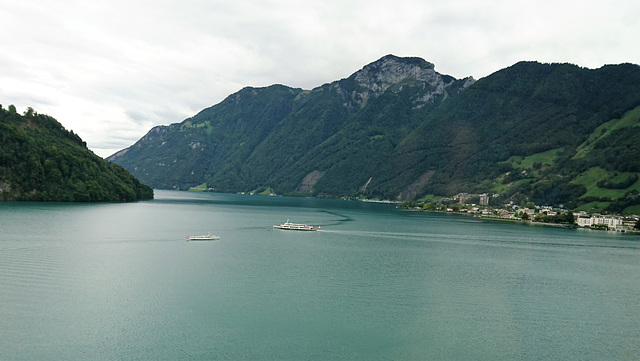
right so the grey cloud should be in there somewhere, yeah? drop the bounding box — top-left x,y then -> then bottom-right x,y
2,0 -> 639,158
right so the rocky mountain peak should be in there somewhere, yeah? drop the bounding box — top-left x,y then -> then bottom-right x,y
353,55 -> 438,92
346,54 -> 474,107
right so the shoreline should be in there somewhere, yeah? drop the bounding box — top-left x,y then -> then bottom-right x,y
403,207 -> 640,235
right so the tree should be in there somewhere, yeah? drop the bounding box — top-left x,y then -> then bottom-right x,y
0,106 -> 153,201
422,203 -> 436,210
565,211 -> 575,225
635,219 -> 640,230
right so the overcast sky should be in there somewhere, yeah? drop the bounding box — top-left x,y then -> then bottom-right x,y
2,0 -> 638,157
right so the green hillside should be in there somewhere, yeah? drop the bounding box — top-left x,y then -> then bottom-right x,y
110,56 -> 473,196
0,105 -> 153,201
394,62 -> 640,213
109,56 -> 640,213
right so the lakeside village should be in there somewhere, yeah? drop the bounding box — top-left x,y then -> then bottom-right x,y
399,192 -> 640,234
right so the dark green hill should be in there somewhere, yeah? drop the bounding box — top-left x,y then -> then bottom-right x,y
109,56 -> 640,213
394,62 -> 640,211
0,105 -> 153,201
110,55 -> 473,196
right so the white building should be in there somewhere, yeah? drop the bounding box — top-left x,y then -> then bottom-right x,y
576,216 -> 592,227
577,214 -> 623,231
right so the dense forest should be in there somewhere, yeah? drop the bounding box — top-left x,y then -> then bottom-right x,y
0,105 -> 153,201
109,55 -> 640,214
110,55 -> 473,194
394,62 -> 640,212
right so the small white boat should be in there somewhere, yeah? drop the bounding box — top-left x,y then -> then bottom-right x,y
273,220 -> 318,231
187,233 -> 220,241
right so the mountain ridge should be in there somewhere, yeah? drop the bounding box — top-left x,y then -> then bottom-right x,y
108,55 -> 640,213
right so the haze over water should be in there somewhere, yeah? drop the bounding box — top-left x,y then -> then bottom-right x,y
1,190 -> 639,360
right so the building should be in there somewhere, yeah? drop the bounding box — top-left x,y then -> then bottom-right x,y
576,215 -> 592,228
577,214 -> 623,231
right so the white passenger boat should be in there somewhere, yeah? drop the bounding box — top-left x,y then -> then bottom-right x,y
273,220 -> 318,231
187,233 -> 220,241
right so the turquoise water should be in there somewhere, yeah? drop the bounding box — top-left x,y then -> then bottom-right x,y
1,190 -> 639,360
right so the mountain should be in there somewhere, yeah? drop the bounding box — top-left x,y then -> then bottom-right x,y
109,55 -> 473,192
108,55 -> 640,213
395,61 -> 640,211
0,105 -> 153,201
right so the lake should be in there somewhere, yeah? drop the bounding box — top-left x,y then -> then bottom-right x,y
1,190 -> 639,360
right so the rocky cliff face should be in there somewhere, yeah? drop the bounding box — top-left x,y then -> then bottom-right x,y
343,54 -> 474,108
354,55 -> 439,92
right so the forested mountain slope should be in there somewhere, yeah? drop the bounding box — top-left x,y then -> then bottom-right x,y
394,61 -> 640,212
0,106 -> 153,201
110,55 -> 473,194
109,55 -> 640,213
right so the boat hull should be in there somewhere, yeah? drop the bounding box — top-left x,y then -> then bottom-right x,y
187,234 -> 220,241
273,221 -> 317,231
